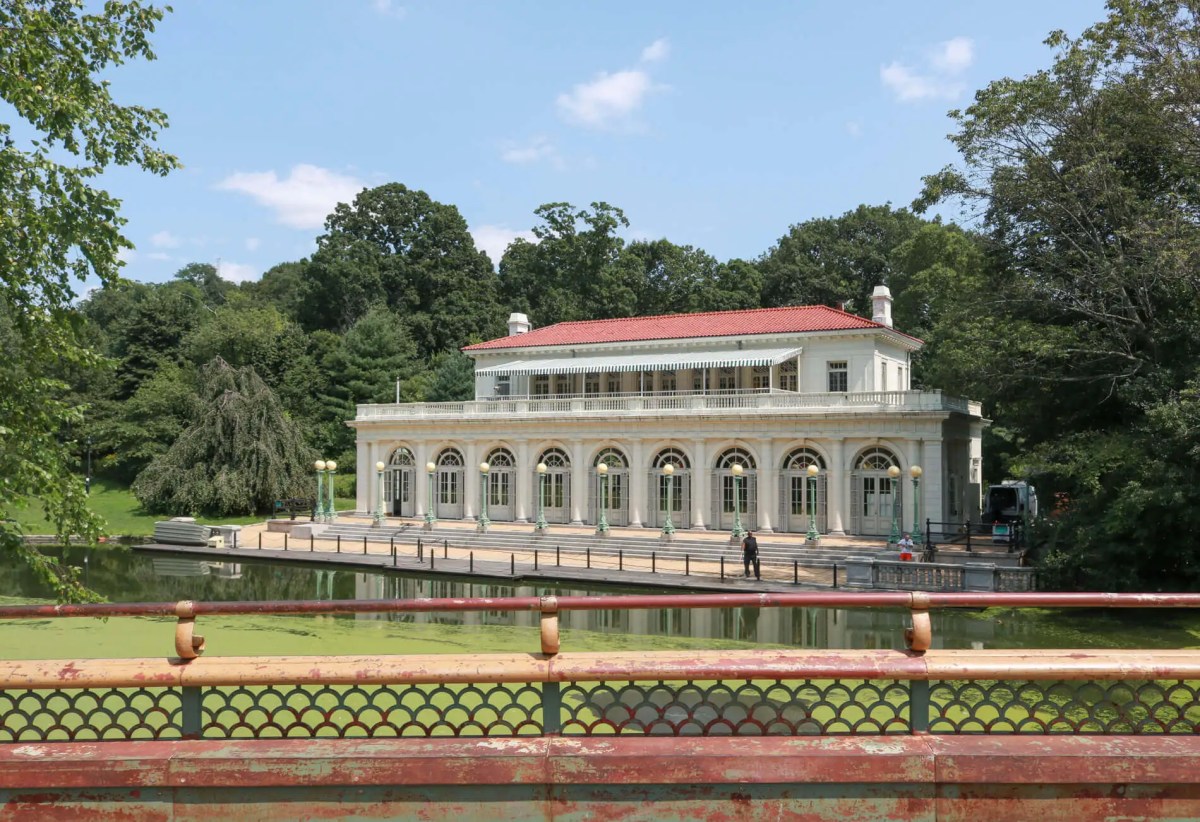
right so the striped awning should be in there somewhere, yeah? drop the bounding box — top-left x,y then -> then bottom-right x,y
475,347 -> 802,378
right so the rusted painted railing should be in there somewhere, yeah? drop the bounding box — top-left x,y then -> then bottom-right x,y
3,592 -> 1200,743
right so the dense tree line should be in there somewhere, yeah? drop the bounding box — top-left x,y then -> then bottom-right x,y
4,0 -> 1196,596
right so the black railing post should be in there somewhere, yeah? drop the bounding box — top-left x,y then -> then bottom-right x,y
363,535 -> 368,554
535,550 -> 539,571
310,534 -> 314,552
833,564 -> 839,589
431,552 -> 435,571
586,547 -> 591,569
966,523 -> 972,552
686,555 -> 690,576
794,560 -> 798,585
619,550 -> 623,571
181,686 -> 203,739
336,535 -> 341,553
418,537 -> 423,556
258,532 -> 262,550
470,552 -> 474,574
652,552 -> 656,574
542,681 -> 562,734
283,533 -> 288,551
910,680 -> 930,733
556,545 -> 560,566
720,556 -> 724,581
390,536 -> 395,556
444,542 -> 448,559
511,554 -> 515,576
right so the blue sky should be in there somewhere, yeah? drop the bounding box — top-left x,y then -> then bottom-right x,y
93,0 -> 1107,285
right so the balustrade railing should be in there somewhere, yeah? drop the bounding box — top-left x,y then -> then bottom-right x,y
3,593 -> 1198,743
355,390 -> 982,420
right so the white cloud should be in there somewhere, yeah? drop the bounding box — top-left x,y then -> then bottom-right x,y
557,69 -> 657,129
217,164 -> 364,229
641,38 -> 669,63
370,0 -> 405,18
470,225 -> 536,268
150,230 -> 181,249
147,252 -> 174,261
117,247 -> 136,264
500,136 -> 563,168
881,37 -> 974,102
245,237 -> 261,252
930,37 -> 974,73
217,260 -> 259,283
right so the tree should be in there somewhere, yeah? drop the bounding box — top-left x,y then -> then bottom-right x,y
173,262 -> 233,307
300,183 -> 503,357
916,0 -> 1200,589
759,204 -> 926,313
499,202 -> 634,325
1,0 -> 178,600
133,359 -> 315,516
424,351 -> 476,402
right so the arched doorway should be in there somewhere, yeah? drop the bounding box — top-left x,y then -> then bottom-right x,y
780,447 -> 826,534
648,448 -> 691,529
434,448 -> 464,520
851,447 -> 901,536
713,447 -> 757,532
484,447 -> 515,522
386,447 -> 416,517
590,447 -> 629,526
536,448 -> 571,524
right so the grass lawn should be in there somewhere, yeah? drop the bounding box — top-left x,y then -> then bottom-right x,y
12,478 -> 356,537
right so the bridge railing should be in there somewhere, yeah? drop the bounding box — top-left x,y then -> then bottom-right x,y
3,592 -> 1199,743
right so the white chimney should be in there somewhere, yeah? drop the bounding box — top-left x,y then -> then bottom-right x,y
871,286 -> 893,329
507,312 -> 531,336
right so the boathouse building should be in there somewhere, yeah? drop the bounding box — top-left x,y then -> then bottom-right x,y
350,287 -> 985,537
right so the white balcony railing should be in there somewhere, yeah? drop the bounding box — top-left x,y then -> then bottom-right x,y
355,390 -> 984,422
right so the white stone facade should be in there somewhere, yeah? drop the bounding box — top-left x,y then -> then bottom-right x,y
350,300 -> 986,538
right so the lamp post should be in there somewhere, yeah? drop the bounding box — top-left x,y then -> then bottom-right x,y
478,461 -> 490,532
730,463 -> 745,541
373,461 -> 386,526
326,460 -> 338,523
535,462 -> 548,532
910,465 -> 924,544
85,436 -> 92,495
887,465 -> 902,544
424,462 -> 437,529
314,460 -> 327,522
596,462 -> 610,534
805,464 -> 820,541
662,463 -> 676,537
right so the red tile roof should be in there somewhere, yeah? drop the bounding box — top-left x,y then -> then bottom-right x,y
465,305 -> 913,351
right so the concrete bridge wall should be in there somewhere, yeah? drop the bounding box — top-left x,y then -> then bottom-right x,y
4,736 -> 1200,821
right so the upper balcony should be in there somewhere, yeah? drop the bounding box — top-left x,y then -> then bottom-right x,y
354,389 -> 984,422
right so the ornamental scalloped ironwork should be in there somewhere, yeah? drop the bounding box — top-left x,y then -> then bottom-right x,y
0,687 -> 183,742
929,679 -> 1200,733
559,679 -> 911,735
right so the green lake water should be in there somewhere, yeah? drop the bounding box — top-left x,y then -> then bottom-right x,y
2,546 -> 1199,660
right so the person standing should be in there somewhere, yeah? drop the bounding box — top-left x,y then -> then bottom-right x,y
897,533 -> 915,562
742,531 -> 760,580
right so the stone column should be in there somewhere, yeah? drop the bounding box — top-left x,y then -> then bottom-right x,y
515,439 -> 531,522
908,439 -> 924,533
414,441 -> 429,519
629,439 -> 646,527
367,441 -> 381,517
691,438 -> 709,529
570,439 -> 587,524
757,437 -> 776,533
827,438 -> 847,535
922,438 -> 945,530
464,440 -> 479,521
355,440 -> 370,514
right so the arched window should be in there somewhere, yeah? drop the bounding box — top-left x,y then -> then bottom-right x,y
388,447 -> 415,466
539,447 -> 570,468
436,448 -> 464,467
485,447 -> 515,467
594,447 -> 628,468
783,447 -> 825,471
855,447 -> 897,471
715,447 -> 756,470
654,448 -> 690,470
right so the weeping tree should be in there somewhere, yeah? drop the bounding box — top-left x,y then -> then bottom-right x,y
133,359 -> 316,516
